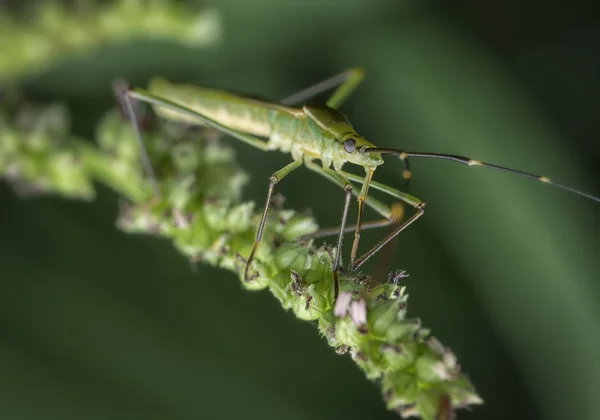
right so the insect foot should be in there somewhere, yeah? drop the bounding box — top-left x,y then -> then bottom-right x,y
242,258 -> 261,284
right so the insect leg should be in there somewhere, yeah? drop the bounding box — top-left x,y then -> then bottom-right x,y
303,159 -> 354,299
244,159 -> 303,282
305,162 -> 402,274
115,82 -> 161,196
325,68 -> 365,110
340,171 -> 426,272
400,156 -> 412,190
298,192 -> 405,286
347,168 -> 375,271
299,217 -> 396,239
302,161 -> 398,239
340,171 -> 424,210
280,68 -> 365,109
303,165 -> 425,271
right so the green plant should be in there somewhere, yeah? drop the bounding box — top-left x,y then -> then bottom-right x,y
0,99 -> 481,419
0,2 -> 481,418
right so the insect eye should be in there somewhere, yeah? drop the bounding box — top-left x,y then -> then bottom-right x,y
343,138 -> 356,153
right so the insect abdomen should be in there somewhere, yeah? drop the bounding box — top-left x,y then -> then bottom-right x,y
148,79 -> 283,137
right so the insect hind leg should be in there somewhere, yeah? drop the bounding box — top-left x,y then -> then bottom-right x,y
114,80 -> 161,197
280,68 -> 365,110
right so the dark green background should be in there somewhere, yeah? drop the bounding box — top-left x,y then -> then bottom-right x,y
1,1 -> 599,419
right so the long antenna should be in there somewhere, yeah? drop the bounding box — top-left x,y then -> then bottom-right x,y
363,148 -> 600,203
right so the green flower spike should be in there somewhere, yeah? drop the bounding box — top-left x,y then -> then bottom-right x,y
0,103 -> 482,419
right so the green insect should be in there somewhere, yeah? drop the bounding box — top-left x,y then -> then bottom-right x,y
120,68 -> 600,299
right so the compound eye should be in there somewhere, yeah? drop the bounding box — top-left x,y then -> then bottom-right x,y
343,138 -> 356,153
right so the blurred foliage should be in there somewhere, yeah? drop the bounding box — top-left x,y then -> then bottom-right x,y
0,100 -> 95,199
0,0 -> 220,80
1,1 -> 599,420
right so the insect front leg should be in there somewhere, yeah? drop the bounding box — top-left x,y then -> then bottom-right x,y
244,159 -> 303,282
348,168 -> 375,271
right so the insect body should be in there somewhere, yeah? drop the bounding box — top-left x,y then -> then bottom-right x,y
148,78 -> 383,170
121,69 -> 600,299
